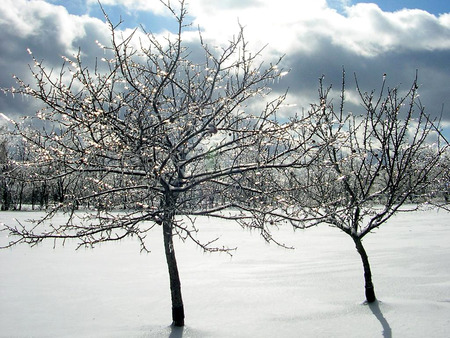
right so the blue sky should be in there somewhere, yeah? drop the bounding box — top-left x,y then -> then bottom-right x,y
1,0 -> 450,138
365,0 -> 448,15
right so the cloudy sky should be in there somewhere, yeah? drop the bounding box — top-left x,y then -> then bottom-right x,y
1,0 -> 450,137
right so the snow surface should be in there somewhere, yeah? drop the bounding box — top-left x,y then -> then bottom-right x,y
1,208 -> 450,337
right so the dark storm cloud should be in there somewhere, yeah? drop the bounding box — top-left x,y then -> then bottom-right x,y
279,38 -> 450,120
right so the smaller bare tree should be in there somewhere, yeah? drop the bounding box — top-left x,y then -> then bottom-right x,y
241,71 -> 448,303
290,71 -> 448,302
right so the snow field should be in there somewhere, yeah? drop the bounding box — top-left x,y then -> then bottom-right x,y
1,208 -> 449,337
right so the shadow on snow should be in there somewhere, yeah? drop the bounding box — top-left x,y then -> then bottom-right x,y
367,300 -> 392,338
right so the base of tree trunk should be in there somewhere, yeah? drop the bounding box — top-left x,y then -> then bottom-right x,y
172,305 -> 185,327
365,286 -> 376,303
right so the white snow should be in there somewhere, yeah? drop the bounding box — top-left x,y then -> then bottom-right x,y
1,208 -> 450,337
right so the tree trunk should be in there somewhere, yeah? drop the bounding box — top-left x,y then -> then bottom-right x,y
353,236 -> 376,303
162,212 -> 185,326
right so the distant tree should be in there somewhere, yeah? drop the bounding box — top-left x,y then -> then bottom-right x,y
0,0 -> 314,327
0,127 -> 13,210
443,154 -> 450,204
430,148 -> 450,207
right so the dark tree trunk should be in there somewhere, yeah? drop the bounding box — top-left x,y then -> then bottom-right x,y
1,181 -> 12,211
18,182 -> 24,211
162,195 -> 184,327
353,236 -> 376,303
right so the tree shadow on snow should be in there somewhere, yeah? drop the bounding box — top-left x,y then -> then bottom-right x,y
367,300 -> 392,338
169,325 -> 184,338
168,324 -> 205,338
140,324 -> 204,337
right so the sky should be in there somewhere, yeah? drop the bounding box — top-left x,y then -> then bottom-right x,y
1,0 -> 450,138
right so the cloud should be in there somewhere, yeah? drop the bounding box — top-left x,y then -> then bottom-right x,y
1,0 -> 100,54
187,1 -> 450,57
184,0 -> 334,53
0,0 -> 449,126
334,4 -> 450,56
174,1 -> 450,121
0,0 -> 110,116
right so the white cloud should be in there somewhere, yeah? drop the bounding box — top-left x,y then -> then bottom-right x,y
1,0 -> 450,125
183,0 -> 334,54
331,4 -> 450,56
438,12 -> 450,27
178,1 -> 450,58
0,0 -> 108,56
74,1 -> 450,58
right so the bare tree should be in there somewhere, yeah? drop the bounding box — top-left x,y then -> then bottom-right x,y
242,71 -> 448,303
0,0 -> 313,326
287,71 -> 448,302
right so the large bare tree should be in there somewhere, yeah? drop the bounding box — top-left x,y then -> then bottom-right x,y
0,0 -> 314,326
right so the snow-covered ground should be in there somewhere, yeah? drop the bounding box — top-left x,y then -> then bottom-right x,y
1,208 -> 449,337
